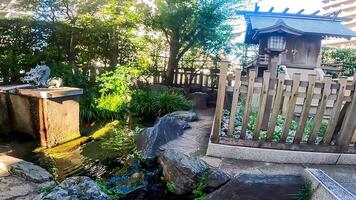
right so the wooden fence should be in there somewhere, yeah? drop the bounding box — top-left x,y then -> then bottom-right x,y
153,68 -> 220,90
212,61 -> 356,153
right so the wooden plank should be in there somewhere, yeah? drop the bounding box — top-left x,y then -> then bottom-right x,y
294,74 -> 317,144
227,69 -> 242,137
280,73 -> 301,143
336,73 -> 356,152
323,77 -> 347,145
219,138 -> 356,154
308,76 -> 332,144
204,73 -> 209,88
282,84 -> 290,115
351,74 -> 356,144
212,61 -> 228,143
240,69 -> 256,139
267,73 -> 285,141
253,71 -> 271,140
199,71 -> 204,88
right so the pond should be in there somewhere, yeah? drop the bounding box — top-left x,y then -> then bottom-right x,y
0,125 -> 191,199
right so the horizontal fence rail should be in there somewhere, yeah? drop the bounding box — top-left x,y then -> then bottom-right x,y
153,68 -> 221,90
212,61 -> 356,153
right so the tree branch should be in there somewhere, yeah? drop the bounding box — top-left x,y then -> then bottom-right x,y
177,39 -> 196,60
161,26 -> 171,44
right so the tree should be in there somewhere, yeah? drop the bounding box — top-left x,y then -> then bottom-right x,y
15,0 -> 143,67
145,0 -> 239,85
322,47 -> 356,77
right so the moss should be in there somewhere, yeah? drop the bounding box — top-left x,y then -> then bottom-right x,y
35,136 -> 91,154
90,120 -> 120,140
34,120 -> 120,155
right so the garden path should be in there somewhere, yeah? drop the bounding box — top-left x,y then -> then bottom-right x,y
161,108 -> 356,196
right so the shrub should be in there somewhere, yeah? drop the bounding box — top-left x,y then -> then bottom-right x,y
129,89 -> 192,122
97,66 -> 141,96
101,126 -> 142,158
154,90 -> 193,117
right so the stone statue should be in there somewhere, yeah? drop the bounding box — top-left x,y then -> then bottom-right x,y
20,65 -> 63,88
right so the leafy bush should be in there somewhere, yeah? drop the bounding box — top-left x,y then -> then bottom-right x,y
322,47 -> 356,77
192,173 -> 209,200
97,67 -> 141,96
93,66 -> 143,120
102,126 -> 142,158
129,89 -> 192,122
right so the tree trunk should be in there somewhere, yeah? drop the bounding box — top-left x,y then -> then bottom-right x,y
109,33 -> 119,67
165,39 -> 180,86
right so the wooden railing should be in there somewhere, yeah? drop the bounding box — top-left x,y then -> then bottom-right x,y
154,68 -> 221,90
212,61 -> 356,153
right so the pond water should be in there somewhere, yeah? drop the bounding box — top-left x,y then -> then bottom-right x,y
0,130 -> 191,199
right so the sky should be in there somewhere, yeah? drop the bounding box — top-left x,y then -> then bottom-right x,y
257,0 -> 324,14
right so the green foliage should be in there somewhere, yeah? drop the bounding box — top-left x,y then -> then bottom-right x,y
129,89 -> 192,121
94,66 -> 142,120
97,179 -> 120,200
36,187 -> 52,194
101,126 -> 142,158
192,173 -> 209,200
97,66 -> 141,96
322,47 -> 356,77
166,182 -> 176,193
146,0 -> 238,53
247,112 -> 257,131
303,118 -> 328,138
144,0 -> 240,84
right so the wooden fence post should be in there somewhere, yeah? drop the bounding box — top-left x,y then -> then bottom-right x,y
253,70 -> 270,140
227,69 -> 242,137
280,73 -> 301,143
307,76 -> 332,144
266,73 -> 285,141
294,74 -> 316,144
212,60 -> 228,143
336,74 -> 356,152
323,77 -> 347,145
240,69 -> 256,139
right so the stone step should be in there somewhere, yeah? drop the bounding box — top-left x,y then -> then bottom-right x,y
0,155 -> 53,183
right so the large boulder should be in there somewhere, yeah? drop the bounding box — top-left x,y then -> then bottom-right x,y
164,111 -> 198,122
136,117 -> 185,159
158,150 -> 229,194
206,168 -> 230,192
205,174 -> 304,200
35,176 -> 110,200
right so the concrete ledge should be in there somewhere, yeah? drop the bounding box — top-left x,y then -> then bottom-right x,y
206,142 -> 356,164
17,87 -> 83,99
303,168 -> 356,200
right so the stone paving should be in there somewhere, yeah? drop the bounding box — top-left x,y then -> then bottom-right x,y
0,155 -> 54,200
162,108 -> 356,196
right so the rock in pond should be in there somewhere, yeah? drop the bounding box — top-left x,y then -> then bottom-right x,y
9,160 -> 53,183
136,117 -> 186,159
164,111 -> 198,122
158,150 -> 229,194
205,174 -> 305,200
206,168 -> 230,192
35,176 -> 110,200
